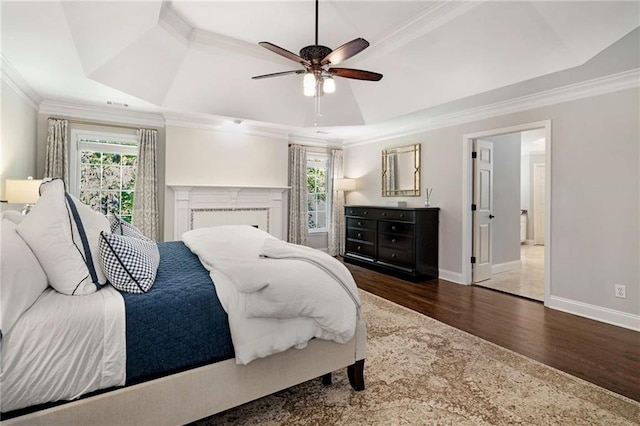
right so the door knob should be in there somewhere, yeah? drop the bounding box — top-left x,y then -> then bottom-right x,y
489,214 -> 495,219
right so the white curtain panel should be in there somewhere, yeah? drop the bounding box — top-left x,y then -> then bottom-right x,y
133,129 -> 159,241
44,118 -> 69,187
328,148 -> 345,256
288,144 -> 308,245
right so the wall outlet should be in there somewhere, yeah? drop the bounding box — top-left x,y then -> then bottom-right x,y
615,284 -> 626,299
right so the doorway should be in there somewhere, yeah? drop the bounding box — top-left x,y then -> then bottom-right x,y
461,121 -> 551,304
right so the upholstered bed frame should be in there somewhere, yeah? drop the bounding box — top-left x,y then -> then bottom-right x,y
2,320 -> 366,426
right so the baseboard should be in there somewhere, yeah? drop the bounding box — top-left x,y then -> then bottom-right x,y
547,295 -> 640,332
439,269 -> 465,285
492,260 -> 521,274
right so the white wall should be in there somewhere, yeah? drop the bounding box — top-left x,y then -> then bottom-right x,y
1,79 -> 38,205
345,87 -> 639,324
163,125 -> 289,240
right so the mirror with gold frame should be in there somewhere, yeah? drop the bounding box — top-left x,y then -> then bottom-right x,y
381,144 -> 421,197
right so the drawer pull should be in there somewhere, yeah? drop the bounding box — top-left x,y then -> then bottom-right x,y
391,238 -> 397,243
349,210 -> 355,214
357,221 -> 362,227
391,254 -> 397,259
382,212 -> 386,216
357,232 -> 362,238
391,225 -> 397,231
357,245 -> 362,251
364,211 -> 368,215
400,213 -> 404,218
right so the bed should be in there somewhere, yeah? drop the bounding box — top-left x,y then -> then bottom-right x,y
0,180 -> 366,425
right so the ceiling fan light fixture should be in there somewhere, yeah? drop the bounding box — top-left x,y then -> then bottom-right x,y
323,76 -> 335,93
303,72 -> 316,96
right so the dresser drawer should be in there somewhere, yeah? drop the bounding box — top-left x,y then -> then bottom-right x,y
378,221 -> 414,236
347,217 -> 376,230
378,247 -> 413,268
378,232 -> 413,250
347,228 -> 375,243
378,210 -> 415,222
345,207 -> 376,219
346,241 -> 375,258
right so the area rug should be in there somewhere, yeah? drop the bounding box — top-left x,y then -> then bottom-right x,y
195,290 -> 639,425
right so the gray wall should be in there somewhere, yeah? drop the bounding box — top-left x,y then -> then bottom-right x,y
482,133 -> 521,266
1,79 -> 38,207
344,87 -> 639,320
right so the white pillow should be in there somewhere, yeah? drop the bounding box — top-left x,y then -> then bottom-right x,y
16,179 -> 110,295
111,215 -> 149,240
0,219 -> 48,336
1,210 -> 25,225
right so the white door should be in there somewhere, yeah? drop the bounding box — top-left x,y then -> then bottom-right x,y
472,139 -> 494,282
533,163 -> 545,245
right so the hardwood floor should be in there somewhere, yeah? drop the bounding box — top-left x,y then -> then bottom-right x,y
345,261 -> 640,402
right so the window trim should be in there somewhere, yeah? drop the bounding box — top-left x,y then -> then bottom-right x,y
69,129 -> 138,198
306,152 -> 329,234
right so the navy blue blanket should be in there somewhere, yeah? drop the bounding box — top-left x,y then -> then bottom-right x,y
121,241 -> 234,384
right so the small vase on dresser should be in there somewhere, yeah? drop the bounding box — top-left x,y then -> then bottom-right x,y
343,205 -> 439,282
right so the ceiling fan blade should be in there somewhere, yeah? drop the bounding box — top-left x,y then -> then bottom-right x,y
329,68 -> 383,81
252,70 -> 306,80
321,38 -> 369,66
258,42 -> 311,67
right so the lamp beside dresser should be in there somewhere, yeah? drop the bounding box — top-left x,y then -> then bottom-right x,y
343,205 -> 439,282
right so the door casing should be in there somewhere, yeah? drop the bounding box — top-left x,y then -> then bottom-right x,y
461,120 -> 552,304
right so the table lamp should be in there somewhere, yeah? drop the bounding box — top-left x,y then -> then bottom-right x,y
5,177 -> 43,214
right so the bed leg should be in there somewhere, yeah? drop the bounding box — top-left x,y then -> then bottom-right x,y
347,359 -> 365,391
321,372 -> 332,385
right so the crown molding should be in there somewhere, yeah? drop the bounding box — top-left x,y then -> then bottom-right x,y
343,68 -> 640,146
360,1 -> 483,63
164,112 -> 292,140
158,0 -> 193,47
1,55 -> 42,109
158,1 -> 287,65
163,111 -> 338,146
39,100 -> 165,128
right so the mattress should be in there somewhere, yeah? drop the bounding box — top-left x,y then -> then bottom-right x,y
122,241 -> 234,384
0,286 -> 126,412
1,241 -> 234,415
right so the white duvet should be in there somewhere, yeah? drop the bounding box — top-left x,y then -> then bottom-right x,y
182,225 -> 361,365
1,286 -> 126,412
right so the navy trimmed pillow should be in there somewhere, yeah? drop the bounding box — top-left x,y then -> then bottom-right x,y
110,215 -> 149,240
98,231 -> 160,293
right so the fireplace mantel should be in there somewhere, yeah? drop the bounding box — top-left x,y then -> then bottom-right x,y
169,185 -> 289,241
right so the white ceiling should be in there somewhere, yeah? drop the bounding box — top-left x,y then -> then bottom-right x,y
2,1 -> 639,141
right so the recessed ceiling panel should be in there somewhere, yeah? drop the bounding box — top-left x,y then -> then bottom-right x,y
62,1 -> 162,75
90,26 -> 189,105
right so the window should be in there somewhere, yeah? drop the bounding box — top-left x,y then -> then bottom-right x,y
306,153 -> 329,232
70,130 -> 138,223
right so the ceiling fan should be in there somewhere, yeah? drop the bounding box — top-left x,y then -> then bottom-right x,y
251,0 -> 383,97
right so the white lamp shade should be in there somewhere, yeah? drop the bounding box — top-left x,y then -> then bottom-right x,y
334,178 -> 356,191
303,72 -> 316,96
323,76 -> 335,93
5,178 -> 43,204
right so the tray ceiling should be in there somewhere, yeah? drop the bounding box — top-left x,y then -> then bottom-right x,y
2,1 -> 638,137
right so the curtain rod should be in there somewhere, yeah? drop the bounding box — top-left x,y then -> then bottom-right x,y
53,118 -> 156,132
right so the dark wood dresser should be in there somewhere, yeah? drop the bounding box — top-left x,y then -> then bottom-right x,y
343,205 -> 439,282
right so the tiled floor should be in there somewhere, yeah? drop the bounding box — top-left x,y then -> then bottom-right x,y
475,245 -> 545,301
